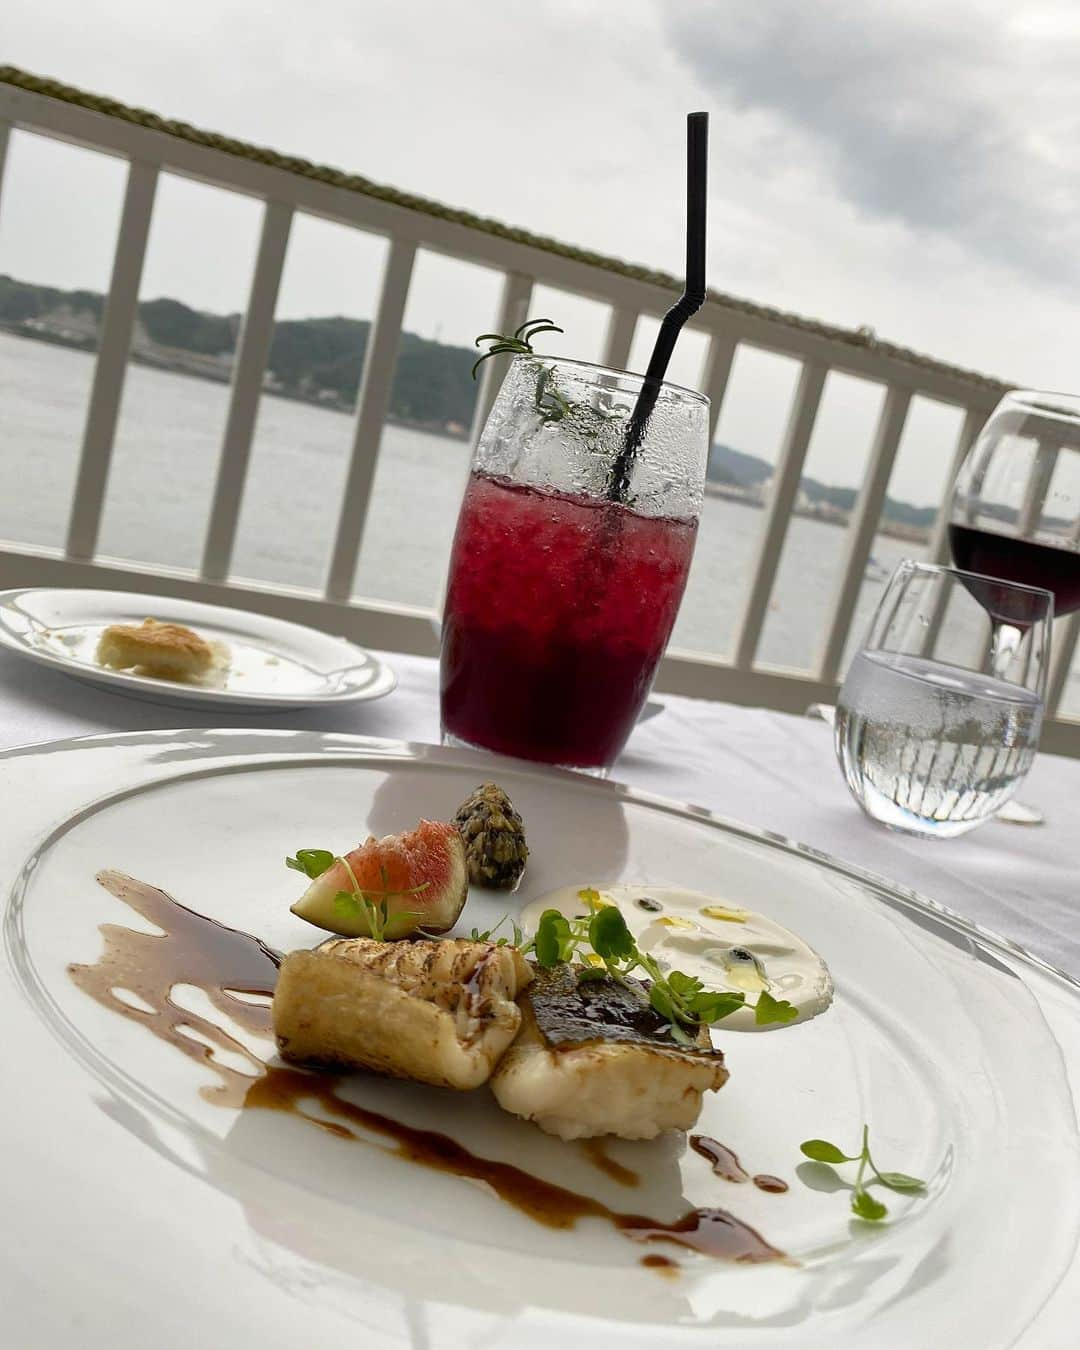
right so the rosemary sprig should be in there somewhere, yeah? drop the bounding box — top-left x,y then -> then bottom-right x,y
471,317 -> 564,378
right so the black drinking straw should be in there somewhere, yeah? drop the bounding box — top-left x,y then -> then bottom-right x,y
608,111 -> 709,503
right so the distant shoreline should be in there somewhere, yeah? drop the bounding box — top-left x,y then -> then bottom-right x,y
0,322 -> 471,443
701,465 -> 931,544
0,323 -> 932,540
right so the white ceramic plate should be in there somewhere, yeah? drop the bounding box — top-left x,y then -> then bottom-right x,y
0,588 -> 396,710
2,731 -> 1078,1350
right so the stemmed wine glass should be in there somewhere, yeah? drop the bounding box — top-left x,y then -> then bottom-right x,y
950,390 -> 1080,611
948,389 -> 1080,819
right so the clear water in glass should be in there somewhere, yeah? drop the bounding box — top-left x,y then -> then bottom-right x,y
836,649 -> 1043,838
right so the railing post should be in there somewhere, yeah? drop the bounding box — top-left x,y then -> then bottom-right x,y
730,360 -> 827,670
817,385 -> 912,681
601,306 -> 637,373
930,406 -> 989,559
0,120 -> 10,215
325,237 -> 416,601
65,158 -> 159,559
1017,438 -> 1060,537
469,271 -> 533,447
1047,612 -> 1079,717
201,199 -> 293,581
701,332 -> 738,447
918,405 -> 987,657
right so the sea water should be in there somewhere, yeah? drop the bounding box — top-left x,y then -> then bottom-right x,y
835,650 -> 1043,837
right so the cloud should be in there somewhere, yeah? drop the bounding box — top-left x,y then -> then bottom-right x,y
664,2 -> 1080,284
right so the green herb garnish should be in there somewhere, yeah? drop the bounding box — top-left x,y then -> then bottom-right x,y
754,989 -> 800,1026
471,317 -> 565,379
472,319 -> 625,438
532,364 -> 573,422
285,848 -> 336,879
468,916 -> 528,947
800,1125 -> 927,1222
285,851 -> 429,940
531,899 -> 798,1044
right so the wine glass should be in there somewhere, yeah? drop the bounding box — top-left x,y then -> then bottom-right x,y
951,389 -> 1080,618
948,389 -> 1080,822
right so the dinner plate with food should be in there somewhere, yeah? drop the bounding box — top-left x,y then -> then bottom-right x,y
2,730 -> 1078,1348
0,587 -> 395,709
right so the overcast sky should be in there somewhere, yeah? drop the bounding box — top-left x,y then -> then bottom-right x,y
4,0 -> 1080,504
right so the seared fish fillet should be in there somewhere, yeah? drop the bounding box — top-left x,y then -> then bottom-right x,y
491,964 -> 729,1139
273,937 -> 532,1090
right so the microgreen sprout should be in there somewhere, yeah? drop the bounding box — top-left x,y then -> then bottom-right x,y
285,850 -> 429,940
531,895 -> 797,1043
285,848 -> 335,879
468,916 -> 529,948
471,317 -> 565,379
800,1125 -> 927,1222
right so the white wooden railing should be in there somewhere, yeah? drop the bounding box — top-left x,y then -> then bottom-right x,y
1,70 -> 1077,755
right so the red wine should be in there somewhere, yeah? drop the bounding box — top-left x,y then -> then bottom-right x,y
949,523 -> 1080,616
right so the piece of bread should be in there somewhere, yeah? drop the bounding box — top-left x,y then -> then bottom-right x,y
96,617 -> 214,680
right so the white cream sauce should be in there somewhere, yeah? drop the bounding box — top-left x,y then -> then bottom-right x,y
520,883 -> 834,1032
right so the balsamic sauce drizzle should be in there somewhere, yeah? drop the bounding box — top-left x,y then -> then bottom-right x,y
690,1134 -> 789,1194
70,872 -> 788,1263
581,1137 -> 640,1187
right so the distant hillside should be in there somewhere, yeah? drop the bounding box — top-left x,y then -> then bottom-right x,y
0,275 -> 477,432
0,274 -> 937,527
708,442 -> 937,530
707,442 -> 769,487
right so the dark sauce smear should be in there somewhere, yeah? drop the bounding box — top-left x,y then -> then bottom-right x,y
70,872 -> 788,1263
690,1134 -> 749,1183
68,870 -> 280,1108
623,1210 -> 785,1262
640,1253 -> 679,1277
690,1135 -> 789,1196
582,1137 -> 640,1187
636,896 -> 663,913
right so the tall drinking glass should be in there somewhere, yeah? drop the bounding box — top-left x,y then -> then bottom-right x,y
835,561 -> 1052,838
440,356 -> 708,771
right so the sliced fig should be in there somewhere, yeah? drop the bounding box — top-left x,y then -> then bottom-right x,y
290,820 -> 468,939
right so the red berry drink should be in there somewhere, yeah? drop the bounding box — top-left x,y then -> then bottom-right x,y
441,471 -> 697,768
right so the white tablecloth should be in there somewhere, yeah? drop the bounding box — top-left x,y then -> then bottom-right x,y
0,646 -> 1076,976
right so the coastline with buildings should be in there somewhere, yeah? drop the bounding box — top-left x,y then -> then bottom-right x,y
703,477 -> 931,542
1,274 -> 933,539
3,310 -> 473,440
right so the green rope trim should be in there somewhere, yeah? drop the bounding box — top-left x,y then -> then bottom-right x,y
0,64 -> 1008,395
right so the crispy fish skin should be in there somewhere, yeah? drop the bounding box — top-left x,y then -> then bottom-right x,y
273,937 -> 532,1090
490,965 -> 729,1140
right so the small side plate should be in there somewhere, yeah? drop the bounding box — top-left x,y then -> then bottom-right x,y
0,587 -> 396,710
